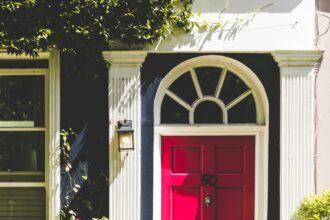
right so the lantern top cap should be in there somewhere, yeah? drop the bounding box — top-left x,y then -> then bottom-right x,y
117,119 -> 134,132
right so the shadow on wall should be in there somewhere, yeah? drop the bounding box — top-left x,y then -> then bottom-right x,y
171,11 -> 261,50
111,0 -> 303,52
60,53 -> 109,219
109,131 -> 125,185
147,0 -> 302,52
193,0 -> 303,13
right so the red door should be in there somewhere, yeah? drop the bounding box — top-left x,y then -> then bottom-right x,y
162,136 -> 254,220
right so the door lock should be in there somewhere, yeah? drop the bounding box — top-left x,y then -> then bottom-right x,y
204,194 -> 212,207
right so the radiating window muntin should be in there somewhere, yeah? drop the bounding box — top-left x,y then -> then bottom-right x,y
161,66 -> 256,124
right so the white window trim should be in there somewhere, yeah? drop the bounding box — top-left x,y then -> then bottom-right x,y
0,50 -> 61,220
153,55 -> 269,220
0,68 -> 48,186
0,68 -> 48,75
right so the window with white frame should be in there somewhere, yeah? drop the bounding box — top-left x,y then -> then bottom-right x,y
0,69 -> 47,219
161,66 -> 256,124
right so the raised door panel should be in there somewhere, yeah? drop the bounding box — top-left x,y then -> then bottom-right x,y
162,137 -> 204,220
216,187 -> 243,220
172,187 -> 201,220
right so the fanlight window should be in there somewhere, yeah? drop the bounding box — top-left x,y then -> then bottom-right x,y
160,66 -> 257,124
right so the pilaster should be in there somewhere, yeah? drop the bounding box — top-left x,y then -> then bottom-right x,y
272,50 -> 322,220
104,51 -> 147,220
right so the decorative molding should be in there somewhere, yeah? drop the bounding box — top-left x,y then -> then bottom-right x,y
103,51 -> 148,67
272,50 -> 323,66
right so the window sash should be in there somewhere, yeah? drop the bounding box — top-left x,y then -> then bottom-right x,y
0,69 -> 48,186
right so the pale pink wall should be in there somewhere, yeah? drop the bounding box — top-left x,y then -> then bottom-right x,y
316,0 -> 330,192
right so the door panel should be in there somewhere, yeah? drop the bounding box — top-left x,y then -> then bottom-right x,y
172,187 -> 201,220
216,187 -> 243,220
162,136 -> 254,220
215,146 -> 243,173
172,146 -> 201,173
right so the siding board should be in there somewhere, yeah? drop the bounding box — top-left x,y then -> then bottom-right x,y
0,188 -> 45,219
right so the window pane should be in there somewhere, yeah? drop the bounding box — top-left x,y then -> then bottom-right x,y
219,72 -> 248,105
161,95 -> 189,124
194,101 -> 223,124
0,76 -> 45,127
169,72 -> 198,105
0,132 -> 45,173
228,94 -> 256,123
195,67 -> 221,96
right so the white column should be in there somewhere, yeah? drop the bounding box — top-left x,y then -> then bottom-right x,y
103,51 -> 147,220
272,50 -> 322,220
48,49 -> 61,220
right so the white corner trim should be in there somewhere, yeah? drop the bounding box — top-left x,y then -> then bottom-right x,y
103,50 -> 148,67
272,50 -> 323,67
48,49 -> 61,220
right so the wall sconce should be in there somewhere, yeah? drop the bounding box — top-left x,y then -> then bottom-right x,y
117,119 -> 134,151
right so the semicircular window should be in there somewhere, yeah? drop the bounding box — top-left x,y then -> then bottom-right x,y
194,101 -> 223,124
161,66 -> 257,124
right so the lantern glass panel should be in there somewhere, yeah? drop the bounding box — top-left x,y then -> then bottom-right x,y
118,132 -> 134,150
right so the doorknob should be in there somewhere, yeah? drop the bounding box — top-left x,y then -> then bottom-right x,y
204,194 -> 212,207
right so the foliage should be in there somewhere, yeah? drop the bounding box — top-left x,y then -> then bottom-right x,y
0,0 -> 193,57
294,190 -> 330,220
60,128 -> 109,220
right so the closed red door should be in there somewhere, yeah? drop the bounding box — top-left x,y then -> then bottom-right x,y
161,136 -> 254,220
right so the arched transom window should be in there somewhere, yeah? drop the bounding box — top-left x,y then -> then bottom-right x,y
154,55 -> 268,125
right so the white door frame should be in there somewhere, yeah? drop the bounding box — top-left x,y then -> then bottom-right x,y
152,55 -> 269,220
153,125 -> 268,220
